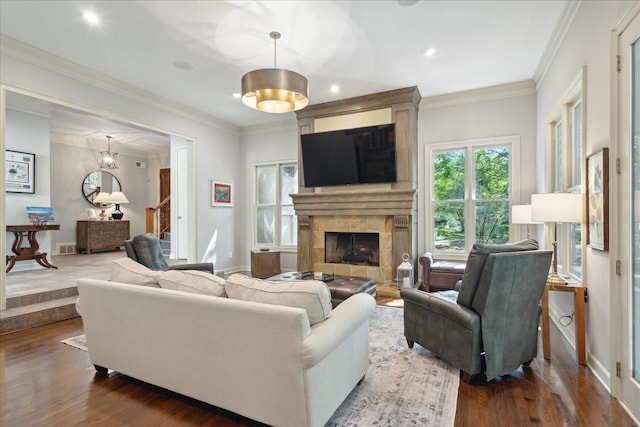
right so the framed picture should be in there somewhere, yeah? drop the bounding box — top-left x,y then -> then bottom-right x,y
26,206 -> 55,225
212,180 -> 232,207
586,147 -> 609,251
6,150 -> 36,194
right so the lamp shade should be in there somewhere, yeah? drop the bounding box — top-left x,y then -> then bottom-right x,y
242,68 -> 308,113
109,191 -> 129,204
241,31 -> 309,114
531,193 -> 582,223
511,205 -> 543,224
93,192 -> 111,206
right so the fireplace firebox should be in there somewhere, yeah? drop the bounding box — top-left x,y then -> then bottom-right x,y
325,232 -> 379,266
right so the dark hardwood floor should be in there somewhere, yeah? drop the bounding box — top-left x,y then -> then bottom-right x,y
1,310 -> 636,426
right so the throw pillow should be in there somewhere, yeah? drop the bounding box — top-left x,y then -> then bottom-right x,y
225,273 -> 332,326
456,239 -> 539,307
111,257 -> 162,287
159,269 -> 226,297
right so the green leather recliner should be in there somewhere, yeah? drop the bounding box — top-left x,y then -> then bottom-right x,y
125,233 -> 214,274
401,239 -> 552,381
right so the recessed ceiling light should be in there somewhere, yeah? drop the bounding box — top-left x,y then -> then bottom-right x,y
330,84 -> 340,94
172,60 -> 194,71
83,11 -> 100,25
423,48 -> 437,57
232,93 -> 241,99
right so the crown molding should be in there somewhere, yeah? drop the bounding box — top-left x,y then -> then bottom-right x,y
533,0 -> 582,89
239,119 -> 298,137
421,80 -> 536,109
0,35 -> 239,134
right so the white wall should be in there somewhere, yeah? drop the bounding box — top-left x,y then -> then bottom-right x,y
50,141 -> 156,250
1,52 -> 243,272
535,0 -> 630,385
417,91 -> 538,268
240,123 -> 299,272
5,108 -> 51,271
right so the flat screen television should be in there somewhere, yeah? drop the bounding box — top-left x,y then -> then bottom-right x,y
300,123 -> 396,187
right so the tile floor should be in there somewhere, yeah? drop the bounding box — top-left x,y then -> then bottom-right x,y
5,251 -> 124,297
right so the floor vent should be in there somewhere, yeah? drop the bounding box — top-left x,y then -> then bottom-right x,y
57,243 -> 77,255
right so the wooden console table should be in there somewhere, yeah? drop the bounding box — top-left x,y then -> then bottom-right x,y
5,224 -> 60,273
541,280 -> 587,365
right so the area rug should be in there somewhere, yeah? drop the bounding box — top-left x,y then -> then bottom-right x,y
61,334 -> 88,352
327,305 -> 458,426
60,306 -> 458,426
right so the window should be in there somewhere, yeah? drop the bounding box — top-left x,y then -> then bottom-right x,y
255,161 -> 298,247
549,85 -> 583,280
427,136 -> 519,257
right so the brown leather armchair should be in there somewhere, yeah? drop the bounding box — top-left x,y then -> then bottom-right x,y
125,234 -> 214,273
419,253 -> 466,292
402,240 -> 551,382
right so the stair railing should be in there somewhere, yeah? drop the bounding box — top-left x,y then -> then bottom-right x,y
145,195 -> 170,238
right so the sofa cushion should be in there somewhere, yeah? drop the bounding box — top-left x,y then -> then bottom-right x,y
225,273 -> 332,325
159,269 -> 226,297
111,257 -> 162,287
456,239 -> 539,307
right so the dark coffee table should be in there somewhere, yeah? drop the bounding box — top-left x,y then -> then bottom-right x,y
266,271 -> 376,307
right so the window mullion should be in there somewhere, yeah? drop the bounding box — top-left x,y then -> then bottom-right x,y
466,146 -> 475,252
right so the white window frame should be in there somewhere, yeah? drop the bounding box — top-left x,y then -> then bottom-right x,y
253,160 -> 298,250
545,68 -> 585,281
425,135 -> 521,261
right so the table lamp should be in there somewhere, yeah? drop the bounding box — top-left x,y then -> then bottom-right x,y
531,193 -> 582,284
93,191 -> 111,221
511,205 -> 542,239
108,191 -> 130,220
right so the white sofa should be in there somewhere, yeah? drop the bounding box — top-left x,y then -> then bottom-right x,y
77,276 -> 376,427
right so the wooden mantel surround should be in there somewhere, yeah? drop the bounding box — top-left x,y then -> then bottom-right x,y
292,87 -> 421,282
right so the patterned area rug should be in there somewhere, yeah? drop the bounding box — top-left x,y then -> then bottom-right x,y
61,306 -> 458,426
327,306 -> 458,426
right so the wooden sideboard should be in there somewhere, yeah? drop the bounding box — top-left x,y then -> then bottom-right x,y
77,220 -> 130,254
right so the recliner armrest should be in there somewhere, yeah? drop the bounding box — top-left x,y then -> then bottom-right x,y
169,263 -> 214,274
400,288 -> 478,328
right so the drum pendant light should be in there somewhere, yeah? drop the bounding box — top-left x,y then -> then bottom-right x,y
241,31 -> 309,113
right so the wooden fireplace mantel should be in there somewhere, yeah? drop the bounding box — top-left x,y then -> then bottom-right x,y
291,189 -> 416,217
291,189 -> 417,278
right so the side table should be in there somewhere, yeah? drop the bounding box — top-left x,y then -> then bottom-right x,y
541,280 -> 587,365
6,224 -> 61,273
251,249 -> 281,279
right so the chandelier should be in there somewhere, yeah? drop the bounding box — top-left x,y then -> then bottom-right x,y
241,31 -> 309,113
100,135 -> 118,169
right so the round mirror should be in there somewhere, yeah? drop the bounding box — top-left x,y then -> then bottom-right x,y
82,170 -> 122,206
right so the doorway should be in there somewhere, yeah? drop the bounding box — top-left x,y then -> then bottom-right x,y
1,87 -> 196,308
614,6 -> 640,421
159,167 -> 171,241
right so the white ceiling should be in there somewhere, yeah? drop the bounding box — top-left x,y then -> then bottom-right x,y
0,0 -> 571,152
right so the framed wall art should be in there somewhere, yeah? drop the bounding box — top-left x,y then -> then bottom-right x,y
6,150 -> 35,194
212,180 -> 232,207
586,147 -> 609,251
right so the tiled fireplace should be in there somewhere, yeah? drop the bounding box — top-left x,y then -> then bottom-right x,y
291,189 -> 416,286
